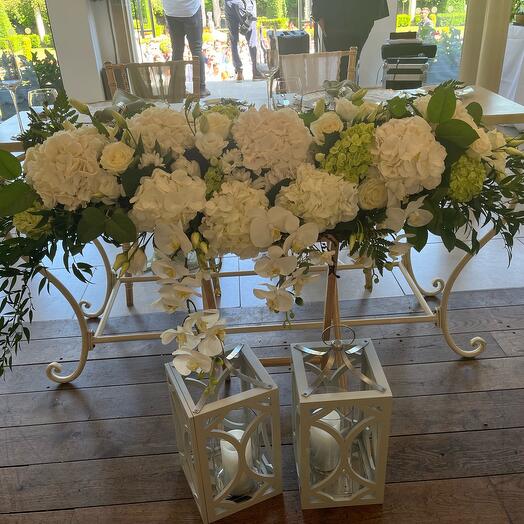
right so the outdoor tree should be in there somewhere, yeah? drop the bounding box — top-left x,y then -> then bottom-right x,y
3,0 -> 48,40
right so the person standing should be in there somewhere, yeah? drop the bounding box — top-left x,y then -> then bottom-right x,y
225,0 -> 262,80
163,0 -> 211,96
312,0 -> 389,77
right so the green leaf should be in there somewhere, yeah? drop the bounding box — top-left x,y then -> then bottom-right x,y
105,209 -> 137,244
466,102 -> 483,126
299,110 -> 317,127
77,207 -> 106,243
427,87 -> 456,123
0,182 -> 37,217
0,150 -> 22,180
436,119 -> 479,149
266,178 -> 291,206
121,165 -> 151,197
388,97 -> 410,118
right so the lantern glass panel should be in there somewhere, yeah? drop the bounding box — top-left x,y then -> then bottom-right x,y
202,396 -> 278,508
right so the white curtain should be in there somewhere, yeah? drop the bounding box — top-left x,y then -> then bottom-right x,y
460,0 -> 513,92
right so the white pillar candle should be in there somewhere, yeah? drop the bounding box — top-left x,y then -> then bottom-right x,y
220,429 -> 254,495
310,410 -> 341,472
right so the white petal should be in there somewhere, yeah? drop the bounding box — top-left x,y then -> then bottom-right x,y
267,245 -> 284,259
276,255 -> 298,276
199,335 -> 223,356
161,329 -> 177,345
250,217 -> 273,248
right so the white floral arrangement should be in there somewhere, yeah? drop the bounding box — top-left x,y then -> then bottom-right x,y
1,85 -> 524,377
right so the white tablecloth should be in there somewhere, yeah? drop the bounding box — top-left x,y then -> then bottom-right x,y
500,24 -> 524,129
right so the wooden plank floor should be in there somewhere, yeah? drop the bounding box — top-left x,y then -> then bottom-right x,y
1,289 -> 524,523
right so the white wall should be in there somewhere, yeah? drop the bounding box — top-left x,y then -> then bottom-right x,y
47,0 -> 106,102
359,0 -> 398,87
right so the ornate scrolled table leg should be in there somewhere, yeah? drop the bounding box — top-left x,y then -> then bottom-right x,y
40,267 -> 95,383
79,239 -> 116,319
400,248 -> 445,297
435,227 -> 498,358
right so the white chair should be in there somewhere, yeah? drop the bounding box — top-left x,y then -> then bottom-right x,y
279,49 -> 358,95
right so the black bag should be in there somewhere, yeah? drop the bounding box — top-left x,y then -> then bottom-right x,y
235,0 -> 257,36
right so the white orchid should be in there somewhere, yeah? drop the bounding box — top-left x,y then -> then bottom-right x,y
389,234 -> 414,259
381,196 -> 433,233
253,284 -> 295,312
249,206 -> 300,248
310,250 -> 335,266
283,222 -> 319,253
254,246 -> 298,278
171,349 -> 212,376
283,266 -> 319,295
154,277 -> 202,313
154,222 -> 193,256
161,325 -> 204,348
182,309 -> 226,356
151,252 -> 190,280
127,245 -> 147,275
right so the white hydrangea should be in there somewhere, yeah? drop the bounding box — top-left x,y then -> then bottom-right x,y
129,168 -> 206,232
415,96 -> 496,164
24,127 -> 121,211
373,116 -> 446,201
200,180 -> 268,258
232,107 -> 312,173
276,164 -> 359,232
128,107 -> 194,156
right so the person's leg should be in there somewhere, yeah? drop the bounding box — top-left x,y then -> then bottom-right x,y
226,8 -> 243,75
184,7 -> 207,90
166,15 -> 186,61
245,22 -> 260,78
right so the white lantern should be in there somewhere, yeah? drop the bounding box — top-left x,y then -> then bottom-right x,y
165,343 -> 282,523
291,332 -> 392,509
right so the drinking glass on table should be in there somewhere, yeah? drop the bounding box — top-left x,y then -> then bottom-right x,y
271,77 -> 303,111
255,25 -> 280,107
28,88 -> 59,114
0,47 -> 25,132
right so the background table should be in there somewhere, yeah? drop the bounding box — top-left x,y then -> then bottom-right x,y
2,83 -> 524,154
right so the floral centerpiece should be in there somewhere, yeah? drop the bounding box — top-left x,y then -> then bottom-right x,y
1,83 -> 523,377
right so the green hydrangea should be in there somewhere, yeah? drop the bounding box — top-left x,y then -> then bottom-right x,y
322,123 -> 375,183
206,104 -> 241,121
13,203 -> 51,238
204,166 -> 224,198
448,155 -> 487,203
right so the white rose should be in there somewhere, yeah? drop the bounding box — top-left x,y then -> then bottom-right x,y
310,112 -> 344,144
413,95 -> 431,119
467,127 -> 492,160
358,175 -> 388,210
100,142 -> 135,173
335,98 -> 379,123
195,131 -> 228,160
335,97 -> 361,122
201,112 -> 231,140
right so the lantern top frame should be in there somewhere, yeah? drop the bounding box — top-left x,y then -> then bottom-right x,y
291,338 -> 392,403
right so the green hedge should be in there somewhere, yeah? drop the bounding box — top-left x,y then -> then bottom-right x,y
0,34 -> 32,58
257,16 -> 291,29
29,34 -> 40,47
43,34 -> 53,47
436,12 -> 466,27
396,13 -> 411,27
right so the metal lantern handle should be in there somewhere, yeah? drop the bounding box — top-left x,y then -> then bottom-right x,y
321,324 -> 356,348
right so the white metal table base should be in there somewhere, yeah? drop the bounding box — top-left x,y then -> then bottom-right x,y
40,229 -> 496,383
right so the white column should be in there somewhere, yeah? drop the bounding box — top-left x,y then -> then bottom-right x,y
459,0 -> 488,85
476,0 -> 513,92
409,0 -> 417,22
46,0 -> 105,102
